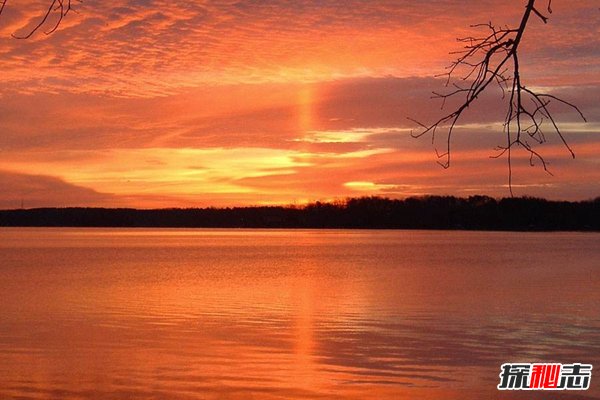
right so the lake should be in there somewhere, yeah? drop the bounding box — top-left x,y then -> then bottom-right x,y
0,228 -> 599,399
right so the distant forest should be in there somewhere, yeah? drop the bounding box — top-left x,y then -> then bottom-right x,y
1,196 -> 599,231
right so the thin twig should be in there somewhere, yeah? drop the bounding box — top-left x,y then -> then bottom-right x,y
0,0 -> 79,39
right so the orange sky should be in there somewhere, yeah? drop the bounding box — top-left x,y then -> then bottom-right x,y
0,0 -> 599,208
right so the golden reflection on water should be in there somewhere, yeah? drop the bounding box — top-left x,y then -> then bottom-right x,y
0,228 -> 599,399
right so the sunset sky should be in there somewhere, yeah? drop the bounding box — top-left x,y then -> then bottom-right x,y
0,0 -> 598,208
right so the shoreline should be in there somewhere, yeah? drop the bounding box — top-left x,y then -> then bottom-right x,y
1,196 -> 599,231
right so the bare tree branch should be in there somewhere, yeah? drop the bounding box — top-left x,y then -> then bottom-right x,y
0,0 -> 79,39
410,0 -> 586,195
0,0 -> 8,17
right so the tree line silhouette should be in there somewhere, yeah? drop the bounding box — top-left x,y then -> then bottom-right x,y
1,196 -> 598,231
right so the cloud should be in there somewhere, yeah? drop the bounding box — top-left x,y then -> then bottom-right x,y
4,76 -> 595,153
0,170 -> 115,208
0,0 -> 599,207
0,147 -> 322,207
0,0 -> 597,96
0,75 -> 598,206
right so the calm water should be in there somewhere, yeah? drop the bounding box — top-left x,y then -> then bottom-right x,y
0,228 -> 599,400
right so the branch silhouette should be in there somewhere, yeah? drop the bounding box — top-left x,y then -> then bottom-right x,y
410,0 -> 586,195
0,0 -> 79,39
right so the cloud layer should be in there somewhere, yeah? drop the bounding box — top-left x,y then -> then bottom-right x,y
0,1 -> 599,207
0,0 -> 598,96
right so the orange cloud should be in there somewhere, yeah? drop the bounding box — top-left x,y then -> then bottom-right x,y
0,0 -> 597,96
0,2 -> 598,207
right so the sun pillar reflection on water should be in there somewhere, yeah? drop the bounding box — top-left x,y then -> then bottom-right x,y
292,278 -> 318,388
